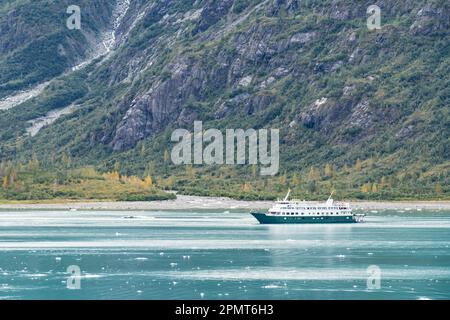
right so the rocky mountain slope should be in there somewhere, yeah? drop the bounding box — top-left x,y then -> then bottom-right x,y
0,0 -> 448,198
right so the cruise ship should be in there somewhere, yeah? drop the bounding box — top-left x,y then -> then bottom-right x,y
251,190 -> 365,224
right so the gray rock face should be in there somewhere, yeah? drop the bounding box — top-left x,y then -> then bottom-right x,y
193,0 -> 234,34
298,97 -> 348,133
290,32 -> 317,45
267,0 -> 299,16
55,0 -> 448,160
348,99 -> 373,129
396,125 -> 415,140
410,3 -> 450,35
112,60 -> 207,151
0,9 -> 32,55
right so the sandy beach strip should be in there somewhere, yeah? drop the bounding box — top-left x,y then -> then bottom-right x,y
0,195 -> 449,211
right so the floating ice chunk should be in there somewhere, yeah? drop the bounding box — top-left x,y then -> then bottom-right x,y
83,274 -> 102,279
262,284 -> 282,289
170,263 -> 178,268
55,257 -> 62,261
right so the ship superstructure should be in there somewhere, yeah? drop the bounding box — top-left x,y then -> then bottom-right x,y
251,191 -> 365,224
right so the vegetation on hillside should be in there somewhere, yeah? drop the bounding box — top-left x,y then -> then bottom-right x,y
0,0 -> 448,202
0,157 -> 175,202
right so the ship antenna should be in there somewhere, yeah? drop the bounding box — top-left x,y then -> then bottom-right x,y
284,189 -> 291,201
326,190 -> 335,205
328,190 -> 335,201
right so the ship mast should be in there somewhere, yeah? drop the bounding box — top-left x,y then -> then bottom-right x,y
326,190 -> 335,205
284,189 -> 291,201
328,190 -> 335,201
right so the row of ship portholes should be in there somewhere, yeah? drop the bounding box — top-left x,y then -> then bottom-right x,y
275,212 -> 343,216
284,208 -> 347,210
283,217 -> 352,220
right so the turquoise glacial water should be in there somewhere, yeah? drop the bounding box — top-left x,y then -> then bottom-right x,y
0,208 -> 449,300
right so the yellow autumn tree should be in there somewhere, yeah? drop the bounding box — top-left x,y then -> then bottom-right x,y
186,165 -> 195,179
104,171 -> 120,180
251,164 -> 257,179
28,154 -> 40,172
324,164 -> 333,178
164,150 -> 170,163
308,167 -> 321,181
279,172 -> 287,185
371,183 -> 378,193
355,159 -> 362,172
61,152 -> 71,167
2,176 -> 8,189
165,176 -> 176,189
144,175 -> 153,188
361,184 -> 369,193
435,183 -> 443,194
292,173 -> 301,185
9,170 -> 16,185
242,183 -> 252,192
342,164 -> 350,173
139,143 -> 145,157
156,176 -> 164,187
15,136 -> 23,151
380,176 -> 386,188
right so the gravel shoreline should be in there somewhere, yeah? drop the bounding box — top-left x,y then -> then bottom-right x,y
0,195 -> 449,211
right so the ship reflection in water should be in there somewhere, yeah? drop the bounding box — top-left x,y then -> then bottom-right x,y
0,208 -> 449,300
